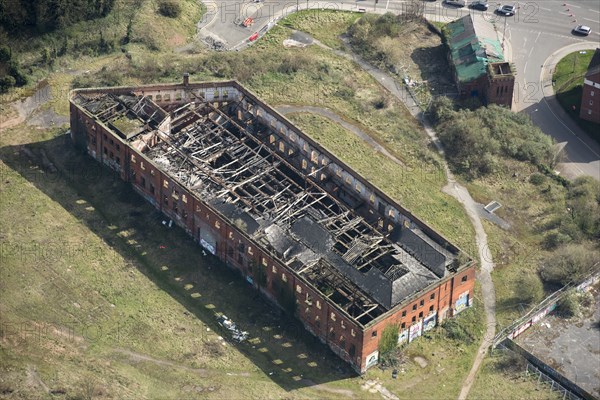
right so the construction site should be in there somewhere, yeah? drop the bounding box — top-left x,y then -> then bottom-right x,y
69,76 -> 476,373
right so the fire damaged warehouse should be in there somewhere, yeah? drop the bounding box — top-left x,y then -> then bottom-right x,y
69,76 -> 476,373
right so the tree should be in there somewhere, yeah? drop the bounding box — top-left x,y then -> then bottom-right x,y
514,272 -> 544,305
555,290 -> 579,318
158,0 -> 181,18
378,324 -> 399,358
539,243 -> 600,286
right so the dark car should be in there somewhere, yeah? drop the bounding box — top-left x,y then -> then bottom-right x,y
444,0 -> 466,7
470,0 -> 488,11
572,25 -> 591,36
496,4 -> 516,16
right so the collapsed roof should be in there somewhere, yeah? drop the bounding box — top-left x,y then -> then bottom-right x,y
73,88 -> 458,326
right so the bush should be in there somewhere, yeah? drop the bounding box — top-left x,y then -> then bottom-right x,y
539,244 -> 600,286
378,324 -> 399,357
542,231 -> 572,249
0,75 -> 16,93
442,318 -> 474,344
566,176 -> 600,239
429,95 -> 455,123
435,104 -> 556,178
555,290 -> 579,318
158,0 -> 181,18
529,173 -> 546,185
514,272 -> 544,305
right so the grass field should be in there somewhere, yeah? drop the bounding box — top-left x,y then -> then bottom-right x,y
553,49 -> 600,144
0,7 -> 560,400
286,112 -> 475,251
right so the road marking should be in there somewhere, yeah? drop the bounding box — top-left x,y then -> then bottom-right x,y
589,9 -> 600,14
582,17 -> 598,23
539,7 -> 551,11
568,4 -> 581,8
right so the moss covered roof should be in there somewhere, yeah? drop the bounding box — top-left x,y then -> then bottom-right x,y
445,15 -> 504,83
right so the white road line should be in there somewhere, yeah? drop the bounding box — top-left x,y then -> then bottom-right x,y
568,4 -> 581,8
589,9 -> 600,14
540,7 -> 552,11
582,17 -> 599,23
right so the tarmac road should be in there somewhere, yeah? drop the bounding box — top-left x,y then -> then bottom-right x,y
199,0 -> 600,180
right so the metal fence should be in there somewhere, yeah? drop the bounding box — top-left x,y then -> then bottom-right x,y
525,363 -> 583,400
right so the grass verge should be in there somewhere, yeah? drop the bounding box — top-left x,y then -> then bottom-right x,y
553,49 -> 600,144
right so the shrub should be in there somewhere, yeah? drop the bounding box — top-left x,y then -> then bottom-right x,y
429,95 -> 455,123
0,75 -> 16,93
372,96 -> 388,110
158,0 -> 181,18
378,324 -> 399,357
529,173 -> 546,185
566,176 -> 600,239
442,318 -> 474,344
542,231 -> 572,249
555,290 -> 579,318
539,244 -> 600,286
0,45 -> 10,62
515,272 -> 544,305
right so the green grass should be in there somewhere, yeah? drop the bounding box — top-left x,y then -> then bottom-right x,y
287,112 -> 475,251
0,8 -> 562,400
469,352 -> 562,400
0,126 -> 366,399
463,157 -> 572,327
280,10 -> 361,49
553,50 -> 600,144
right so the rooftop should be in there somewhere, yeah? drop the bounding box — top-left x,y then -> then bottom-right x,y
445,14 -> 506,83
72,83 -> 461,326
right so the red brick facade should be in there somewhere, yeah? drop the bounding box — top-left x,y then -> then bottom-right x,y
70,81 -> 477,373
580,71 -> 600,124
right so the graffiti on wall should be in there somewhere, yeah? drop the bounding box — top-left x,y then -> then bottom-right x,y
366,350 -> 379,369
455,291 -> 469,314
409,320 -> 423,343
398,329 -> 409,345
423,312 -> 437,332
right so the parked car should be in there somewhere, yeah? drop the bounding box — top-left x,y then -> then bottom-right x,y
469,0 -> 488,11
572,25 -> 591,36
444,0 -> 466,7
496,4 -> 516,16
